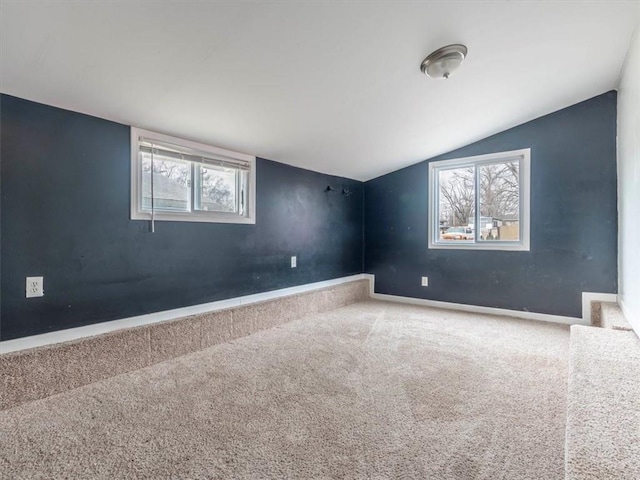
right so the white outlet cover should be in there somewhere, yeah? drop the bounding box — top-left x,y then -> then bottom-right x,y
291,256 -> 297,268
26,276 -> 44,298
421,276 -> 429,287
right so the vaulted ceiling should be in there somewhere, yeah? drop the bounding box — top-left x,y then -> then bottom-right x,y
1,1 -> 638,180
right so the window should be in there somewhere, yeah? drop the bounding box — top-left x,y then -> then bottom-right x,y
428,148 -> 530,251
131,127 -> 256,224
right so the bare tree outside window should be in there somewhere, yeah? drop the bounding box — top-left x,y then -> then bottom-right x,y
479,162 -> 519,241
141,155 -> 191,211
439,167 -> 475,227
198,166 -> 236,213
437,161 -> 520,242
142,157 -> 190,187
140,155 -> 237,214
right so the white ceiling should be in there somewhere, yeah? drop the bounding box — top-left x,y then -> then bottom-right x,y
1,1 -> 638,181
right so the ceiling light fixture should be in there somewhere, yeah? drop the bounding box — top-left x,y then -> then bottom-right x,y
420,44 -> 467,79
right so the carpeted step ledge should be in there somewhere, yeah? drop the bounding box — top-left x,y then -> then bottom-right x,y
600,302 -> 634,331
565,325 -> 640,479
0,279 -> 370,411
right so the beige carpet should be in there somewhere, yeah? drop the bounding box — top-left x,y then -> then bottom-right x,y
0,301 -> 569,479
565,325 -> 640,479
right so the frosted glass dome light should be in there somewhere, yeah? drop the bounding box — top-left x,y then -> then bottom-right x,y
421,44 -> 468,79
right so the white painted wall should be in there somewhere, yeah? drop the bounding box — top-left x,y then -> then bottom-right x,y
617,15 -> 640,336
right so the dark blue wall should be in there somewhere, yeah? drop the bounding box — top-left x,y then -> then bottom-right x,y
364,92 -> 618,318
1,95 -> 364,340
0,91 -> 620,340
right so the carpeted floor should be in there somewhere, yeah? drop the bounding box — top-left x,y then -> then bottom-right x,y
0,300 -> 570,479
565,325 -> 640,479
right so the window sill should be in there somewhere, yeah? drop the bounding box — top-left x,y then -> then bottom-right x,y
428,241 -> 530,252
131,211 -> 255,225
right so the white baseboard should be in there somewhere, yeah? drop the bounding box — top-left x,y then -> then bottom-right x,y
0,274 -> 367,354
366,275 -> 613,327
370,292 -> 583,326
2,272 -> 617,354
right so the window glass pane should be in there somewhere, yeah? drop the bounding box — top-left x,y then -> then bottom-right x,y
196,165 -> 237,213
478,161 -> 520,241
141,153 -> 191,212
438,167 -> 475,242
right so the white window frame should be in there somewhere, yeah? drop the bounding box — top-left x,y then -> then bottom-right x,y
428,148 -> 530,251
130,127 -> 256,224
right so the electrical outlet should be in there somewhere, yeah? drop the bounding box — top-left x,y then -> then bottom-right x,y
421,276 -> 429,287
291,256 -> 297,268
26,276 -> 44,298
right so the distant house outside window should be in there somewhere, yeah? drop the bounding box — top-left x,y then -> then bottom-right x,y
429,148 -> 530,251
130,127 -> 256,224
